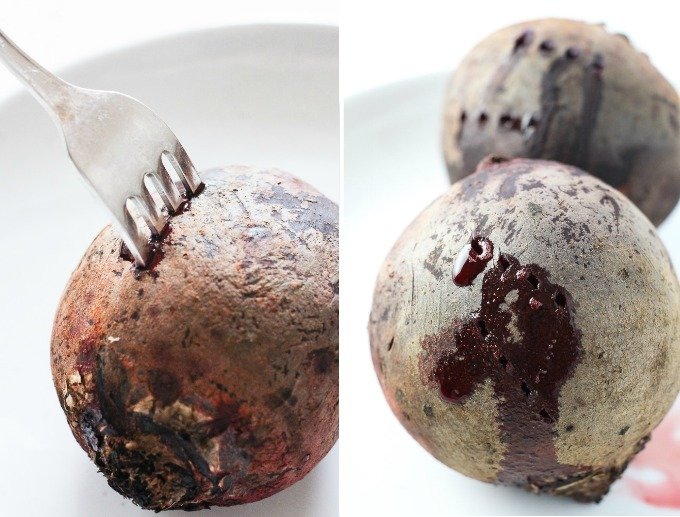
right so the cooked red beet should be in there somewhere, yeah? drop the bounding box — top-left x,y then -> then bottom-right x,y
369,158 -> 680,501
442,19 -> 680,225
51,166 -> 338,511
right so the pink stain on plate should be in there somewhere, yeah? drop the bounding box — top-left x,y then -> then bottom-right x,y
625,411 -> 680,508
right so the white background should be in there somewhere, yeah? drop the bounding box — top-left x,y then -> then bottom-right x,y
342,0 -> 680,515
0,0 -> 337,100
342,0 -> 680,96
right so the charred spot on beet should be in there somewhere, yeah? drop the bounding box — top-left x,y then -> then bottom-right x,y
148,369 -> 181,406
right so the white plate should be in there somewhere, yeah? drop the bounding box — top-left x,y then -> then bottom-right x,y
343,73 -> 680,516
0,24 -> 338,517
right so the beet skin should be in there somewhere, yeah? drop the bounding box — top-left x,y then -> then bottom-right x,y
442,19 -> 680,225
370,158 -> 680,502
51,166 -> 338,511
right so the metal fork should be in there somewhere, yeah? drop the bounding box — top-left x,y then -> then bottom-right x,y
0,29 -> 203,267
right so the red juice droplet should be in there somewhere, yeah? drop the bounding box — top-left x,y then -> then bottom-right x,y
453,236 -> 494,286
529,297 -> 543,310
625,411 -> 680,508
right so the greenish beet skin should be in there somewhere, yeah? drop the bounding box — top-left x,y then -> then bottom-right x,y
370,158 -> 680,501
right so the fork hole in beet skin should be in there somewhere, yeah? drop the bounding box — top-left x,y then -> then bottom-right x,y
521,381 -> 531,397
526,273 -> 539,289
499,255 -> 510,271
477,319 -> 488,337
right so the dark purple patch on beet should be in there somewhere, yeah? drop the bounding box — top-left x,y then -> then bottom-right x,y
420,249 -> 585,485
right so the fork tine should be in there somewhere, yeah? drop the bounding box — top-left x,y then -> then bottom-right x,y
160,151 -> 188,198
172,144 -> 203,193
145,172 -> 174,217
155,159 -> 184,212
141,176 -> 168,234
122,198 -> 151,267
127,195 -> 159,238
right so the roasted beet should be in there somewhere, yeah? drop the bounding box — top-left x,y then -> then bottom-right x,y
442,19 -> 680,225
51,166 -> 338,511
369,158 -> 680,501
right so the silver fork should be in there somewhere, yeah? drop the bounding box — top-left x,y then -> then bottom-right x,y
0,29 -> 203,267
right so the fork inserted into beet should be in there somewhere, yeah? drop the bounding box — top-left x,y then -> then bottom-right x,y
0,28 -> 202,266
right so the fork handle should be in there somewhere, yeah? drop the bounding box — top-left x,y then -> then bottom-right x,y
0,28 -> 75,115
